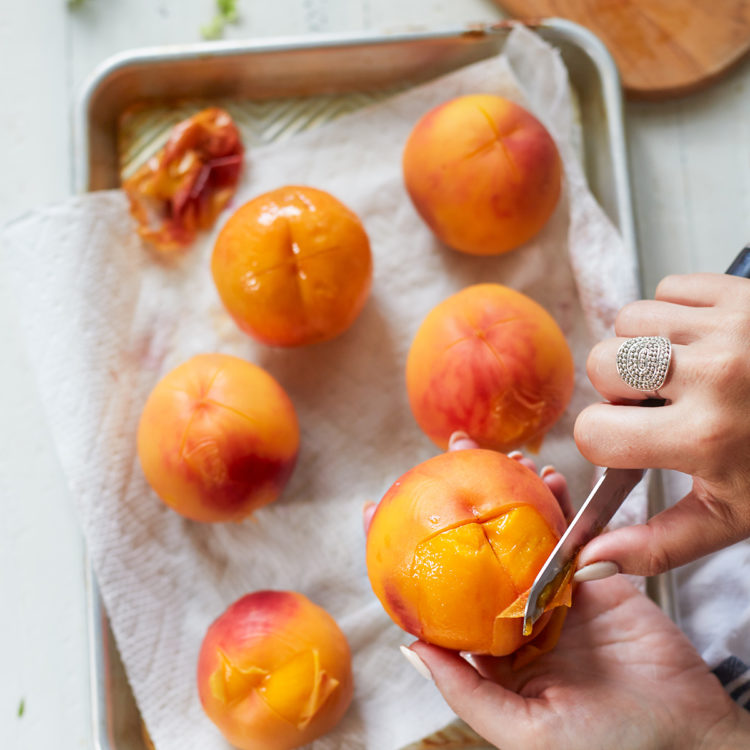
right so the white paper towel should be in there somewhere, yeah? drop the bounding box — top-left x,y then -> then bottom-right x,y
2,27 -> 643,750
663,471 -> 750,693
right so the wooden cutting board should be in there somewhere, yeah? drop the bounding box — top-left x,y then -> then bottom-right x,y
494,0 -> 750,98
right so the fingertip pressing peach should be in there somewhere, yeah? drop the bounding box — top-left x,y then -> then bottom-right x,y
399,645 -> 433,681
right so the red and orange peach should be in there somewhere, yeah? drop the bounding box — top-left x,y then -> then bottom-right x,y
366,449 -> 570,657
212,185 -> 373,347
406,283 -> 574,452
137,353 -> 299,522
402,94 -> 562,255
197,591 -> 353,750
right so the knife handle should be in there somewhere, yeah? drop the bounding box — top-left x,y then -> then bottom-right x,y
726,245 -> 750,278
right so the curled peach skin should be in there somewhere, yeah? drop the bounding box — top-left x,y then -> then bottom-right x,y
366,449 -> 571,658
406,283 -> 574,452
403,94 -> 562,256
212,186 -> 373,347
137,353 -> 299,522
197,591 -> 353,750
124,107 -> 244,252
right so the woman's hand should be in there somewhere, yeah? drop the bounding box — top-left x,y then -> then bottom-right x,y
410,574 -> 750,750
394,431 -> 750,750
575,272 -> 750,576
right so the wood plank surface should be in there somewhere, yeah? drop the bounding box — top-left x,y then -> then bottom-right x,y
495,0 -> 750,98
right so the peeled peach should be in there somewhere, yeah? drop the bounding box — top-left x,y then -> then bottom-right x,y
197,591 -> 353,750
406,283 -> 574,452
366,449 -> 570,656
212,185 -> 373,347
403,94 -> 562,255
137,353 -> 299,522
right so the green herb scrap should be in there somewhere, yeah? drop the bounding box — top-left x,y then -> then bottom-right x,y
201,0 -> 239,40
18,699 -> 25,718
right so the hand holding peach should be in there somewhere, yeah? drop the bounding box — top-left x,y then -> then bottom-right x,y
390,437 -> 750,750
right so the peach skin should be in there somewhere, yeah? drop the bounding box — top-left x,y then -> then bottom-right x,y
212,185 -> 373,347
406,283 -> 574,452
402,94 -> 561,256
366,449 -> 571,658
197,590 -> 353,750
123,107 -> 243,253
137,353 -> 299,522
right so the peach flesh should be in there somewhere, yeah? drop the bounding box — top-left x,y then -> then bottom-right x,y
366,449 -> 570,657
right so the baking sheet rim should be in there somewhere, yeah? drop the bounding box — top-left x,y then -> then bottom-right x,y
74,18 -> 669,750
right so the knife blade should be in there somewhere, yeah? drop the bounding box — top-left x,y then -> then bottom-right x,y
522,467 -> 644,635
522,244 -> 750,636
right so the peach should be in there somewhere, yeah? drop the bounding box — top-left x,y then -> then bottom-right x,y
137,353 -> 299,522
402,94 -> 562,255
197,591 -> 353,750
212,186 -> 373,347
366,449 -> 570,657
406,283 -> 574,452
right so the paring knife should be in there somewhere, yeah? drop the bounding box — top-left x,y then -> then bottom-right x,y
522,467 -> 644,634
522,244 -> 750,636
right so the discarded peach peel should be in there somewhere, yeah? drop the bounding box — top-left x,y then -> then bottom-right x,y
197,591 -> 353,750
137,353 -> 299,523
211,185 -> 372,347
124,107 -> 244,252
366,449 -> 571,657
403,94 -> 562,256
406,283 -> 575,453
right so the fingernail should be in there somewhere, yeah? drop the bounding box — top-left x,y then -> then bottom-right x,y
399,645 -> 432,681
540,465 -> 556,478
448,431 -> 470,449
362,501 -> 376,535
507,450 -> 523,460
573,561 -> 620,583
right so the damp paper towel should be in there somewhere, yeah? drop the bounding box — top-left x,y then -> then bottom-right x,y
2,26 -> 642,750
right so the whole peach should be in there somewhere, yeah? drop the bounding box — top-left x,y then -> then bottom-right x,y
137,353 -> 299,522
403,94 -> 562,255
197,591 -> 353,750
366,449 -> 569,656
212,186 -> 372,347
406,284 -> 574,452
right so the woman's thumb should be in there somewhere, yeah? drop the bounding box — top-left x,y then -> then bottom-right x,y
578,487 -> 745,576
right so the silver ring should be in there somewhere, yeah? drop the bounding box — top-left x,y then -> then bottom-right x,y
616,336 -> 672,392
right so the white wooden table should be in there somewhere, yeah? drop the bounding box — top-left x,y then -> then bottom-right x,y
1,1 -> 748,747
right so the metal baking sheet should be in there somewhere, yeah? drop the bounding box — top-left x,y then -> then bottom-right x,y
75,19 -> 670,750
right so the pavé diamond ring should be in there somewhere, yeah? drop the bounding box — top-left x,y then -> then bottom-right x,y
616,336 -> 672,392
